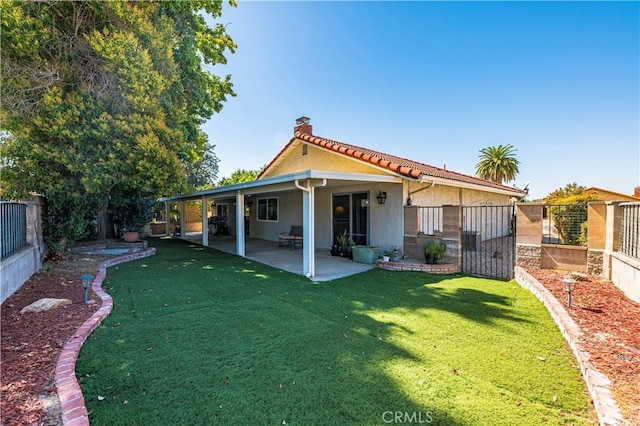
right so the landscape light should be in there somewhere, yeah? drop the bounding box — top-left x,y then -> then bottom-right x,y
80,274 -> 94,305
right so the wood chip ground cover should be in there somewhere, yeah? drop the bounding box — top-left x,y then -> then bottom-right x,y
527,269 -> 640,424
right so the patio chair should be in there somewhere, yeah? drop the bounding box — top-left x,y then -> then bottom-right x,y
278,225 -> 303,249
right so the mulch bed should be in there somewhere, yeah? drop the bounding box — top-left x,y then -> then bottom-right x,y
1,254 -> 110,426
2,254 -> 639,425
528,269 -> 640,424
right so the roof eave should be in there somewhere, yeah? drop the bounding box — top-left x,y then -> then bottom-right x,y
158,170 -> 404,202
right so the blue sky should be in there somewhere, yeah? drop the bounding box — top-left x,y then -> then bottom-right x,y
203,1 -> 639,200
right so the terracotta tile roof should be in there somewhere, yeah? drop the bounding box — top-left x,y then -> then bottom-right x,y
260,130 -> 526,195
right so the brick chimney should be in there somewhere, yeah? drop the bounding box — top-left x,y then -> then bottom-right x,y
294,116 -> 312,135
635,186 -> 640,198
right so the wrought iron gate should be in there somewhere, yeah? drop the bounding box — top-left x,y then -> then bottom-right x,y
461,205 -> 516,279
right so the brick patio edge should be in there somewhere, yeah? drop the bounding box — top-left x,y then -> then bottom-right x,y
54,247 -> 156,426
514,266 -> 624,426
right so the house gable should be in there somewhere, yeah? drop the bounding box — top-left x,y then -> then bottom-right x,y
260,140 -> 394,179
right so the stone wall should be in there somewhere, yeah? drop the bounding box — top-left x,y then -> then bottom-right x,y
587,249 -> 604,275
514,244 -> 540,270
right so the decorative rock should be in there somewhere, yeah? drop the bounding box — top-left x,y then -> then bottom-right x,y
571,271 -> 589,281
20,298 -> 72,314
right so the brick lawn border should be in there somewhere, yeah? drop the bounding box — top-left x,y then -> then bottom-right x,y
514,266 -> 624,426
54,248 -> 156,426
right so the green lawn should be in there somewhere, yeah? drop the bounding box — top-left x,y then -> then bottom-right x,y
77,238 -> 594,425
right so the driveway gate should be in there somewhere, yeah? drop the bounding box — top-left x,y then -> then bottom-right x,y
461,205 -> 516,279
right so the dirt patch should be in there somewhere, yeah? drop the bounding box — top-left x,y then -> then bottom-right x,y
528,269 -> 640,425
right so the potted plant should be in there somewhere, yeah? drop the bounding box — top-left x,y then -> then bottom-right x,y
390,247 -> 400,261
109,193 -> 155,242
423,240 -> 447,264
335,229 -> 354,259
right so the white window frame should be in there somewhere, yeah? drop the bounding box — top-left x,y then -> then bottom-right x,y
257,197 -> 279,222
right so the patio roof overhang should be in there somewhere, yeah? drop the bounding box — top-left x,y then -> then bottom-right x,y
158,169 -> 404,203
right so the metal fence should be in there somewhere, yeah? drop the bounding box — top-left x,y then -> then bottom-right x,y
1,202 -> 28,259
542,204 -> 588,246
417,206 -> 443,235
619,202 -> 640,259
462,205 -> 515,279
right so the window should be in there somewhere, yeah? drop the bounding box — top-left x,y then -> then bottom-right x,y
257,197 -> 278,222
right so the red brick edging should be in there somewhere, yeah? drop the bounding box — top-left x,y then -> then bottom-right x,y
514,266 -> 624,426
54,248 -> 156,426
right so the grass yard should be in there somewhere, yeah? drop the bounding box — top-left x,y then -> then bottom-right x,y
77,238 -> 594,425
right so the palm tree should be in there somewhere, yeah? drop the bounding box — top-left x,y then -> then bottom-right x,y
475,144 -> 520,184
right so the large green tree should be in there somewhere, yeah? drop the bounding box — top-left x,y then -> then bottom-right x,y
218,167 -> 263,186
475,144 -> 520,184
1,0 -> 236,249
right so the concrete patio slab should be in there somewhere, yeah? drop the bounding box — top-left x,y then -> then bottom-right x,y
181,233 -> 375,281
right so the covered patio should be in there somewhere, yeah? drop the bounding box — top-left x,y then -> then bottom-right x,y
159,169 -> 403,279
182,233 -> 375,281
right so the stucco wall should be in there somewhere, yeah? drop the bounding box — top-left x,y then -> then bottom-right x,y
248,191 -> 303,242
314,182 -> 404,252
247,183 -> 404,253
405,183 -> 512,206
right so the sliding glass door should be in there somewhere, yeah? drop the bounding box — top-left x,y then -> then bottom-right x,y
332,192 -> 369,246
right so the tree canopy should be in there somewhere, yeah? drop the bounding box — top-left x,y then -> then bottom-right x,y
543,183 -> 601,204
218,167 -> 263,186
475,144 -> 520,184
1,0 -> 236,249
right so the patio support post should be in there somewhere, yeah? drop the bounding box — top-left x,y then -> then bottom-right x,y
236,191 -> 245,257
295,178 -> 326,278
301,184 -> 313,278
164,201 -> 170,235
179,200 -> 185,240
201,196 -> 208,247
294,179 -> 314,277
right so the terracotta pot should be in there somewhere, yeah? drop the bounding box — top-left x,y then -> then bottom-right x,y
123,231 -> 139,242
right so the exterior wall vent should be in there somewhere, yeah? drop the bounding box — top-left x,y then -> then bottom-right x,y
302,144 -> 308,156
